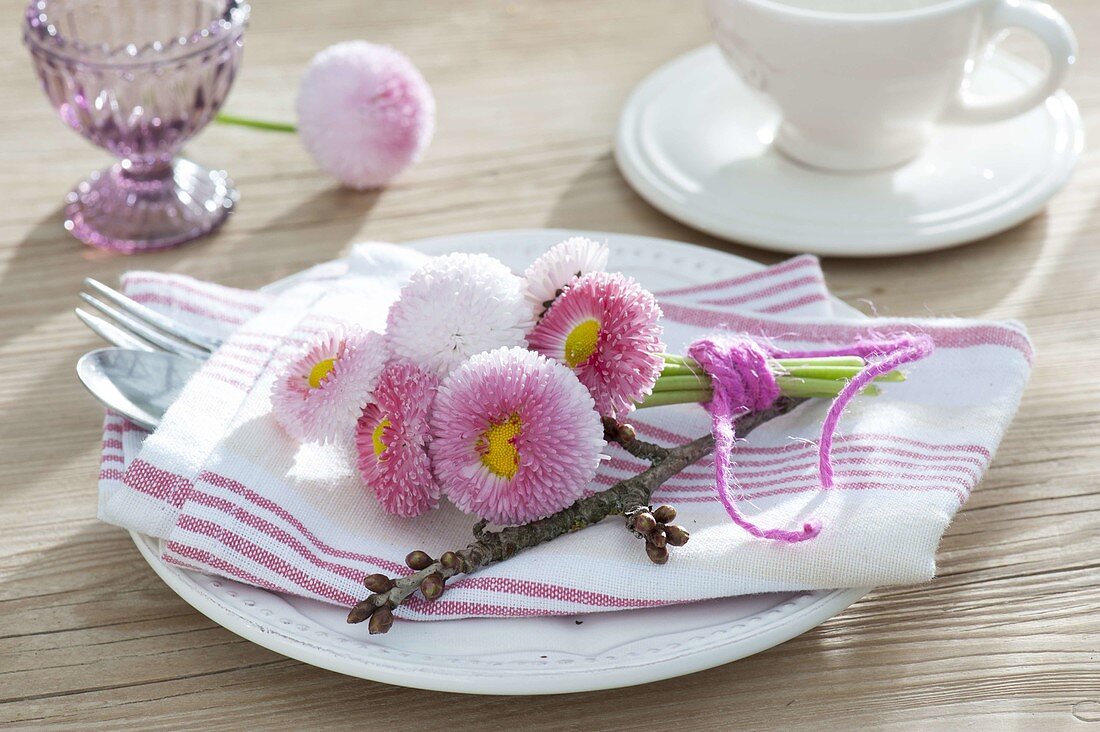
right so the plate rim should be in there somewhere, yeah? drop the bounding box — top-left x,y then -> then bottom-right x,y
128,228 -> 871,694
614,45 -> 1084,257
132,532 -> 868,694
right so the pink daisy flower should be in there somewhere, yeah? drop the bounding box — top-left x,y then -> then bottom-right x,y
523,236 -> 609,318
355,361 -> 441,518
271,327 -> 386,443
430,347 -> 605,526
527,271 -> 664,419
296,41 -> 435,189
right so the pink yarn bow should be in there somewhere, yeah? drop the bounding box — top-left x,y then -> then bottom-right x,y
687,333 -> 934,544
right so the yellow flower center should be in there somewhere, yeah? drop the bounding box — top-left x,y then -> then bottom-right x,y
478,414 -> 522,479
307,358 -> 337,389
564,318 -> 600,368
372,418 -> 391,459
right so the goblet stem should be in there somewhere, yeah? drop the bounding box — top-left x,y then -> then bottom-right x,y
121,158 -> 172,177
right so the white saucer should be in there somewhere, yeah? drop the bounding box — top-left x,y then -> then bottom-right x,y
615,46 -> 1083,257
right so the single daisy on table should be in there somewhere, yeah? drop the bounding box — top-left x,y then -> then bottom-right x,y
295,41 -> 435,189
385,253 -> 535,378
429,347 -> 605,526
527,271 -> 664,420
271,326 -> 386,443
522,236 -> 609,319
355,361 -> 440,518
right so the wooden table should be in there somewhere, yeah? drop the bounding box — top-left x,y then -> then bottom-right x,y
3,1 -> 1098,727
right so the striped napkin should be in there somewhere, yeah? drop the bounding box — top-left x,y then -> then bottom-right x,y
98,243 -> 1031,619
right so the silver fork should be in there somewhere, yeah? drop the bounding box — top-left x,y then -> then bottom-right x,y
76,277 -> 222,359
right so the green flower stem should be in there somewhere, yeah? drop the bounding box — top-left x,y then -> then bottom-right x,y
641,374 -> 886,408
215,113 -> 297,133
774,376 -> 878,398
774,364 -> 905,382
775,364 -> 860,380
648,351 -> 904,408
659,363 -> 706,377
654,366 -> 901,394
661,353 -> 698,367
635,389 -> 713,409
652,374 -> 711,392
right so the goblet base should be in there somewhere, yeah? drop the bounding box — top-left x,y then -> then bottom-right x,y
65,159 -> 238,254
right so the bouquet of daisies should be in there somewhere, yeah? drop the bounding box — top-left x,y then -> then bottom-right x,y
270,238 -> 931,632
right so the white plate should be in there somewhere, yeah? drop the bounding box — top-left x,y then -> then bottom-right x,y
615,46 -> 1084,257
131,229 -> 869,694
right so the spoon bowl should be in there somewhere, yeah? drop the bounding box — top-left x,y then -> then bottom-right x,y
76,347 -> 199,430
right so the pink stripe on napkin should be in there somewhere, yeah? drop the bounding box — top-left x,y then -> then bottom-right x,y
654,254 -> 832,317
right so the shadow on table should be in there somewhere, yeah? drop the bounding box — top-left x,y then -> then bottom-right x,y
0,186 -> 379,490
1,185 -> 381,325
826,215 -> 1049,318
543,153 -> 783,265
0,205 -> 117,489
215,186 -> 382,285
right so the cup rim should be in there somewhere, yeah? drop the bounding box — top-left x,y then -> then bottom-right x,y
717,0 -> 986,23
23,0 -> 250,67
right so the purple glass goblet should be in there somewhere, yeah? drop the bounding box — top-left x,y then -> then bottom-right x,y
24,0 -> 249,253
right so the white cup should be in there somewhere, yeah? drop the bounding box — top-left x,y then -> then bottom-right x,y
706,0 -> 1077,171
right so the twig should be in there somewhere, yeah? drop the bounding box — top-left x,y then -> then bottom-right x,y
602,417 -> 670,464
348,398 -> 802,632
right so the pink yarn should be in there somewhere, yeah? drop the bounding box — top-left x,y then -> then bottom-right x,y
808,335 -> 934,488
689,336 -> 819,543
687,332 -> 935,543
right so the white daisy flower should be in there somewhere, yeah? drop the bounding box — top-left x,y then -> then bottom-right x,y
271,326 -> 387,443
522,237 -> 610,317
385,253 -> 535,377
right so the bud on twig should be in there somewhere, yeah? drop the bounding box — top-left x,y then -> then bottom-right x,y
363,573 -> 394,593
439,551 -> 461,571
405,550 -> 433,570
665,524 -> 690,547
368,605 -> 394,634
645,542 -> 669,565
653,505 -> 677,524
346,599 -> 377,625
420,573 -> 445,600
632,511 -> 657,535
649,526 -> 667,548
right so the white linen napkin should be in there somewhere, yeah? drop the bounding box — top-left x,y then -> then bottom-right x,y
99,243 -> 1030,619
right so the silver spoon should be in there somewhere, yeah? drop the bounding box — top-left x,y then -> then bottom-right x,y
76,348 -> 200,431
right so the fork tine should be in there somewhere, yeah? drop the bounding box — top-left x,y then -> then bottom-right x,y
83,278 -> 222,352
79,293 -> 208,361
75,308 -> 157,352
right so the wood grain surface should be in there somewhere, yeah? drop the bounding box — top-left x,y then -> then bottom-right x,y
2,0 -> 1098,728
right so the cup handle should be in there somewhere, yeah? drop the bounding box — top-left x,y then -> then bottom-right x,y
943,0 -> 1076,124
